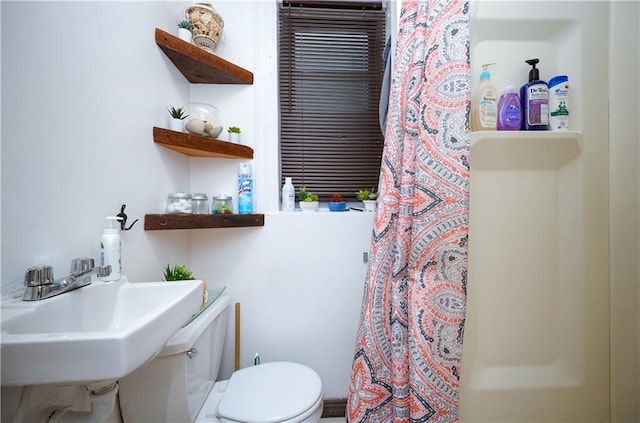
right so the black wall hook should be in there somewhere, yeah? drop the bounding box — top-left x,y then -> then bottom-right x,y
117,204 -> 139,231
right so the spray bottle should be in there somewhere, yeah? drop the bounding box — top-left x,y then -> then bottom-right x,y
471,63 -> 498,131
100,217 -> 122,281
238,162 -> 254,214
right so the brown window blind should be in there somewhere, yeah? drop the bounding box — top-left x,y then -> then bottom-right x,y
278,1 -> 386,201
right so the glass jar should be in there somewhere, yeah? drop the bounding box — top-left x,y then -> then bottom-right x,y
166,193 -> 192,214
211,194 -> 233,214
192,193 -> 209,215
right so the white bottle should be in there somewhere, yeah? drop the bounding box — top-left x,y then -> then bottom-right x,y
281,177 -> 295,212
548,75 -> 569,131
100,216 -> 121,281
471,62 -> 498,131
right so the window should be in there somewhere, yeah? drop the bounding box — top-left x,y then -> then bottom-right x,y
278,1 -> 386,201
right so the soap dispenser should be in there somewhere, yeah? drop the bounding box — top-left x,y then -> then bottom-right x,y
471,62 -> 498,131
100,216 -> 122,281
520,58 -> 549,130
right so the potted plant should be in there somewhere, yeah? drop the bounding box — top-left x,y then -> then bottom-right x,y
227,126 -> 241,143
177,19 -> 192,43
298,186 -> 319,212
163,263 -> 194,281
356,188 -> 377,212
163,264 -> 207,304
328,194 -> 347,212
168,106 -> 189,132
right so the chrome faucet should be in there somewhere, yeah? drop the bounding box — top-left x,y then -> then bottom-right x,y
22,257 -> 111,301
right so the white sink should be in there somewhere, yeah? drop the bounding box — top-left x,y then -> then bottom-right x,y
0,276 -> 204,386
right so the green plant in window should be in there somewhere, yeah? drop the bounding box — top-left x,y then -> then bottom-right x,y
298,186 -> 319,202
356,189 -> 377,201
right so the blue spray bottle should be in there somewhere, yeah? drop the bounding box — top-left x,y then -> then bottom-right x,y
520,59 -> 549,130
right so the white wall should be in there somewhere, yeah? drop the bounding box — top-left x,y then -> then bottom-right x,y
0,0 -> 374,406
1,1 -> 195,292
609,1 -> 640,421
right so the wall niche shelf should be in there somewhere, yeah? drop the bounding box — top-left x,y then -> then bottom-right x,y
145,214 -> 264,230
470,131 -> 582,171
155,28 -> 253,84
153,127 -> 253,159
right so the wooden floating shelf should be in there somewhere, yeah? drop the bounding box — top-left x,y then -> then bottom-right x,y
153,127 -> 254,159
155,28 -> 253,84
145,214 -> 265,230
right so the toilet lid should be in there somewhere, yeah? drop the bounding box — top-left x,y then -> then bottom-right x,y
217,362 -> 322,423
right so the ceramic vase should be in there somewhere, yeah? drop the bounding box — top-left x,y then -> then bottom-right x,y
328,202 -> 347,212
229,132 -> 240,143
178,28 -> 192,43
170,118 -> 184,132
299,201 -> 319,212
363,200 -> 376,212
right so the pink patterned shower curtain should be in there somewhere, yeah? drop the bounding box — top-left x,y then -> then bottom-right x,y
347,1 -> 470,422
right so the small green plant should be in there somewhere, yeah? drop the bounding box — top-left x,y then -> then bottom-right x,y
178,20 -> 191,31
163,264 -> 195,281
298,186 -> 319,202
168,106 -> 189,120
356,189 -> 377,201
227,126 -> 241,134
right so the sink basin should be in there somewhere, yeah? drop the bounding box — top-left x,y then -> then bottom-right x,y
1,276 -> 203,386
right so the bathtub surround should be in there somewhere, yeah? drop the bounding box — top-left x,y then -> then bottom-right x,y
347,0 -> 470,421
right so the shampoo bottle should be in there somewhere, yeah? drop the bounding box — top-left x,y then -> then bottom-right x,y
497,86 -> 522,131
281,177 -> 295,212
471,62 -> 498,131
520,58 -> 549,130
100,216 -> 121,281
548,75 -> 570,131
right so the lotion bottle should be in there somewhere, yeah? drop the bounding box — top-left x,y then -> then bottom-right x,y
520,58 -> 549,130
100,216 -> 121,281
281,177 -> 295,211
471,62 -> 498,131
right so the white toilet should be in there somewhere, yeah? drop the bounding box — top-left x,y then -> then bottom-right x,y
118,292 -> 323,423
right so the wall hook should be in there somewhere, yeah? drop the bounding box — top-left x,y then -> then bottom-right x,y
116,204 -> 139,231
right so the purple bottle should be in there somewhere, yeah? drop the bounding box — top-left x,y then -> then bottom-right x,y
519,58 -> 549,130
497,86 -> 522,131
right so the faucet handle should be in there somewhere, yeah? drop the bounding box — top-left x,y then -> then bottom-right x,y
24,265 -> 54,287
70,257 -> 95,276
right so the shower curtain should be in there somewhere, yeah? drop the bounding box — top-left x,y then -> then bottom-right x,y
347,0 -> 470,422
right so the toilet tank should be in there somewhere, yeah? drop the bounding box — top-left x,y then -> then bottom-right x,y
119,292 -> 231,423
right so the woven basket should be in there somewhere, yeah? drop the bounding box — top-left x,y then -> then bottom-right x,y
186,3 -> 224,53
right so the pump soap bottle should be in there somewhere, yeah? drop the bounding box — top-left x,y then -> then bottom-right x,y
100,216 -> 121,281
471,63 -> 498,131
520,58 -> 549,130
